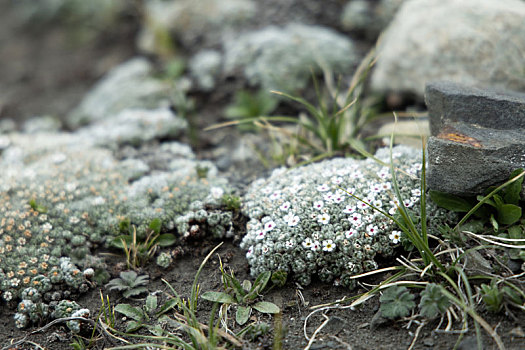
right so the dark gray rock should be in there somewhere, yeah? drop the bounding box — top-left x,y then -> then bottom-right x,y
427,121 -> 525,196
426,81 -> 525,136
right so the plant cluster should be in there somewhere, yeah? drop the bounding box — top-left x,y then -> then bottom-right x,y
202,265 -> 280,326
0,132 -> 232,327
240,146 -> 454,288
106,271 -> 150,299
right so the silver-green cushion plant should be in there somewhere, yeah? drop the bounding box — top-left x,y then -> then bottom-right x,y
241,146 -> 452,288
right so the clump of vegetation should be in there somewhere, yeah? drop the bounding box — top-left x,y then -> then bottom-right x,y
106,271 -> 149,299
225,90 -> 279,131
202,263 -> 280,326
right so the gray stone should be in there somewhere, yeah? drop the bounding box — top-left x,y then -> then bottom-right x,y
371,0 -> 525,97
426,81 -> 525,136
427,121 -> 525,196
341,0 -> 405,39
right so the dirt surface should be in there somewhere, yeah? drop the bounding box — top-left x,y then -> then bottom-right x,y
1,240 -> 524,349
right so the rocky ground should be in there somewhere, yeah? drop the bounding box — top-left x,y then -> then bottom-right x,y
0,0 -> 524,349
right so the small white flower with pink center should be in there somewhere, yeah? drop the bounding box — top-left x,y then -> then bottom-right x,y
255,230 -> 266,240
411,189 -> 421,197
264,220 -> 276,232
403,199 -> 414,208
345,187 -> 356,196
286,214 -> 300,227
318,213 -> 330,225
345,228 -> 358,238
370,183 -> 382,193
366,224 -> 379,236
382,183 -> 392,191
331,176 -> 343,185
389,207 -> 397,215
269,191 -> 281,200
351,171 -> 363,180
332,191 -> 345,203
377,168 -> 390,179
343,205 -> 356,214
389,230 -> 401,244
279,201 -> 291,211
262,187 -> 272,195
246,246 -> 254,258
313,201 -> 324,210
349,213 -> 362,225
322,240 -> 336,252
357,201 -> 369,210
323,192 -> 334,202
317,184 -> 330,192
262,246 -> 269,254
311,240 -> 321,251
285,240 -> 295,249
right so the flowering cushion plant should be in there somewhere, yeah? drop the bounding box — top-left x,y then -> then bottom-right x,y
241,146 -> 453,288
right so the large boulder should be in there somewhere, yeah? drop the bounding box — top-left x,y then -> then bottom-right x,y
371,0 -> 525,97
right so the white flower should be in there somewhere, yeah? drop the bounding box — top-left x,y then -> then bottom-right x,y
345,229 -> 358,238
377,168 -> 390,179
331,177 -> 343,185
313,201 -> 324,210
210,187 -> 224,199
372,200 -> 383,208
370,183 -> 382,193
69,216 -> 80,224
279,201 -> 291,211
246,246 -> 254,258
317,184 -> 330,192
3,291 -> 12,301
285,240 -> 295,249
269,191 -> 281,200
42,222 -> 52,231
322,240 -> 336,252
357,201 -> 369,210
255,230 -> 266,240
302,238 -> 313,249
311,240 -> 321,251
91,196 -> 106,206
381,183 -> 392,191
349,213 -> 362,225
366,225 -> 379,236
332,192 -> 345,204
389,230 -> 401,244
403,199 -> 414,208
345,187 -> 356,195
287,215 -> 300,227
323,192 -> 334,202
351,171 -> 363,180
262,246 -> 269,254
343,205 -> 355,214
318,213 -> 330,225
388,207 -> 397,215
411,189 -> 421,197
264,220 -> 276,232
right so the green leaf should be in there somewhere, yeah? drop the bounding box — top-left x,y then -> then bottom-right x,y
497,204 -> 522,225
115,304 -> 145,322
242,280 -> 252,292
480,283 -> 503,313
156,298 -> 178,316
201,291 -> 236,304
490,214 -> 499,232
504,169 -> 524,205
236,305 -> 251,325
123,287 -> 148,299
502,286 -> 523,305
271,270 -> 288,288
429,191 -> 473,212
148,218 -> 162,235
379,286 -> 416,319
145,294 -> 157,314
418,284 -> 450,319
507,225 -> 524,240
253,301 -> 280,314
111,235 -> 131,249
155,234 -> 176,247
29,199 -> 48,213
125,320 -> 144,333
